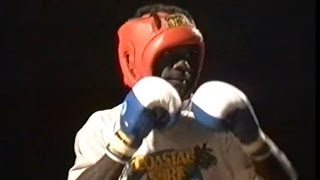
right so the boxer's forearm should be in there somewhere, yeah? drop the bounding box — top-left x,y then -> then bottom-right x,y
253,150 -> 297,180
77,155 -> 125,180
242,135 -> 298,180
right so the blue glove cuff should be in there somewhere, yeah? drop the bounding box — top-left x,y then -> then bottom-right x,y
191,103 -> 224,130
120,91 -> 156,140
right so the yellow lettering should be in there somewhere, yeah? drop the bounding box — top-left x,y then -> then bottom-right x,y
166,168 -> 177,180
131,147 -> 205,179
175,166 -> 186,180
167,19 -> 174,28
162,152 -> 172,167
145,155 -> 155,170
186,149 -> 195,164
165,167 -> 186,180
176,151 -> 187,165
164,14 -> 191,28
176,18 -> 182,26
131,156 -> 145,171
148,169 -> 176,180
155,155 -> 164,169
170,151 -> 177,165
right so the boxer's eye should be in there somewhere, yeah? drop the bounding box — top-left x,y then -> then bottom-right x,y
153,45 -> 201,76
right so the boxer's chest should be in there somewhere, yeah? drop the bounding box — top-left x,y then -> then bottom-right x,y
128,113 -> 238,180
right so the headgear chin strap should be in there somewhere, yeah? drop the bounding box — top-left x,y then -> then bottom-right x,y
117,12 -> 205,88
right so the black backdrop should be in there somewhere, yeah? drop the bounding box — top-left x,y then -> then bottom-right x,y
2,0 -> 315,179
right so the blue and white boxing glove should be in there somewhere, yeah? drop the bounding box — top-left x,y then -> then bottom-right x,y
192,81 -> 299,179
191,81 -> 269,159
106,76 -> 182,164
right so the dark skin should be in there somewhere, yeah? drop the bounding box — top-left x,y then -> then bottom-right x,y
252,139 -> 298,180
153,44 -> 202,100
77,155 -> 124,180
77,45 -> 296,179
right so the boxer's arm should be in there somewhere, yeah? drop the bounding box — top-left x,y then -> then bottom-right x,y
242,134 -> 298,180
228,104 -> 298,180
77,155 -> 124,180
67,110 -> 127,180
69,77 -> 182,180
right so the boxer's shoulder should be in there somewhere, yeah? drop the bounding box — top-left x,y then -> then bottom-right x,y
79,104 -> 123,132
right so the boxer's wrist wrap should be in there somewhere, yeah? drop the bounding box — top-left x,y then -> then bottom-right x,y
240,130 -> 276,162
242,132 -> 298,180
105,130 -> 139,164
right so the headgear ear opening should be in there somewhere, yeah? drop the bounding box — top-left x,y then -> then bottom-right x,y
151,11 -> 162,30
118,43 -> 138,87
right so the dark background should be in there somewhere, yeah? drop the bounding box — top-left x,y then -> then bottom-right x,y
2,0 -> 315,179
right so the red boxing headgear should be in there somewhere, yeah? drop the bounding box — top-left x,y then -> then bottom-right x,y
117,12 -> 205,88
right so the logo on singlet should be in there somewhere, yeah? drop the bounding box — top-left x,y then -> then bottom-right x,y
121,143 -> 216,180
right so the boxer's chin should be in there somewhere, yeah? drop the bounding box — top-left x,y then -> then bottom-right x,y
167,80 -> 187,99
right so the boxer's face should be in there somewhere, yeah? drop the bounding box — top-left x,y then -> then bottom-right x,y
153,44 -> 202,100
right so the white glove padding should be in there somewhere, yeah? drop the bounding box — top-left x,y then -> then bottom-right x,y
129,76 -> 182,126
191,81 -> 261,144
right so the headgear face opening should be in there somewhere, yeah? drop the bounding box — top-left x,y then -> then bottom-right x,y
117,12 -> 205,88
